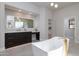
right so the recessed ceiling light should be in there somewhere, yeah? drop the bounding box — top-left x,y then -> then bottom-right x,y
50,3 -> 54,6
18,10 -> 22,12
54,4 -> 58,8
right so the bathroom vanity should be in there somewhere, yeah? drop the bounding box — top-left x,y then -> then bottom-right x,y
5,32 -> 32,48
5,32 -> 40,48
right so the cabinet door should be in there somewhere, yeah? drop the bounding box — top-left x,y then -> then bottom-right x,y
5,32 -> 32,48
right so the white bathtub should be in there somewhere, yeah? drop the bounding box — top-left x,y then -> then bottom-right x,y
32,37 -> 69,56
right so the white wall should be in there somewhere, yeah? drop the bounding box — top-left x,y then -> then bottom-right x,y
53,4 -> 79,38
0,3 -> 5,51
39,7 -> 47,40
39,7 -> 54,40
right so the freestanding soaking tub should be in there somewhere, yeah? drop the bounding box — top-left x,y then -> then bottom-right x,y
32,37 -> 69,56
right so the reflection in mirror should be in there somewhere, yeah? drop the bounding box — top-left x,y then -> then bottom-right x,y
15,21 -> 24,28
69,18 -> 75,29
6,15 -> 34,30
7,15 -> 15,29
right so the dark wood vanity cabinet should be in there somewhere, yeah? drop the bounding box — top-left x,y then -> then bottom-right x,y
5,32 -> 32,48
32,32 -> 40,40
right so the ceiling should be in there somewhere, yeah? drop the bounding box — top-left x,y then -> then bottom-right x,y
5,5 -> 38,17
32,2 -> 79,11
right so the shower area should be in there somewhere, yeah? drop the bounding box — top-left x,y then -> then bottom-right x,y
64,17 -> 79,43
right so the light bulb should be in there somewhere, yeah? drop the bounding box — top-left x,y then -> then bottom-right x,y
54,4 -> 58,8
50,3 -> 54,6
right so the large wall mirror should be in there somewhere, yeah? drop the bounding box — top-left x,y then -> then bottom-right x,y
5,6 -> 38,32
7,15 -> 34,30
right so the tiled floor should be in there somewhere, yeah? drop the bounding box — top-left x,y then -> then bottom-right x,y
0,43 -> 33,56
0,40 -> 39,56
68,41 -> 79,56
0,40 -> 79,56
